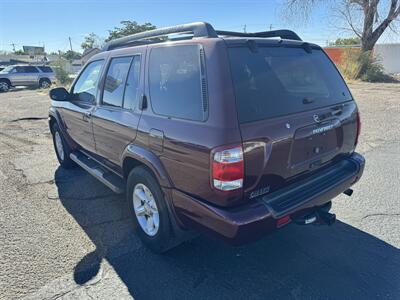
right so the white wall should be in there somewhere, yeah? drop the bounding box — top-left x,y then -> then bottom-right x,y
374,44 -> 400,74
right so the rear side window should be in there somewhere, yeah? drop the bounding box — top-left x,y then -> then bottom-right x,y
38,66 -> 53,73
149,45 -> 207,121
103,56 -> 132,107
123,55 -> 141,110
25,66 -> 39,73
228,47 -> 352,123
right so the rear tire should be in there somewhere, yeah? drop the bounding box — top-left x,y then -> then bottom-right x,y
0,79 -> 10,92
127,166 -> 182,253
39,78 -> 51,89
51,123 -> 75,168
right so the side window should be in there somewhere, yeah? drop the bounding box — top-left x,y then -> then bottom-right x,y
123,55 -> 141,110
38,66 -> 53,73
25,66 -> 39,73
15,66 -> 25,73
103,56 -> 132,107
149,45 -> 207,121
73,60 -> 104,101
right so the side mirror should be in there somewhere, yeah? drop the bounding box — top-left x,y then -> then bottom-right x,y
49,87 -> 70,101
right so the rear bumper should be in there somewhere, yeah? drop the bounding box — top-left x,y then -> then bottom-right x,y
172,152 -> 365,245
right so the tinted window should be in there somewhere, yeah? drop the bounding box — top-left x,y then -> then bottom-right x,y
123,55 -> 141,110
73,60 -> 103,101
228,47 -> 352,123
103,56 -> 132,107
15,66 -> 26,73
149,45 -> 206,121
38,66 -> 53,73
25,66 -> 39,73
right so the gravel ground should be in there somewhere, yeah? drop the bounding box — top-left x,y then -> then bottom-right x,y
0,83 -> 399,300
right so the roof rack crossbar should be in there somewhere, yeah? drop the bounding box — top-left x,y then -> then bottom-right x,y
215,29 -> 302,41
102,22 -> 218,51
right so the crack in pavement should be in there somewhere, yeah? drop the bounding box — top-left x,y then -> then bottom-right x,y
362,213 -> 400,219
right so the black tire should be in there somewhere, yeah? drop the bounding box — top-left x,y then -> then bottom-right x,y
0,79 -> 10,92
39,78 -> 51,89
51,122 -> 75,168
127,166 -> 182,253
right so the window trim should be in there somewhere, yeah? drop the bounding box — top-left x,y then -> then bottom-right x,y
147,44 -> 209,123
70,59 -> 105,101
100,54 -> 142,111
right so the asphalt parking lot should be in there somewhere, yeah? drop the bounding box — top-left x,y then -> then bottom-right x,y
0,83 -> 399,299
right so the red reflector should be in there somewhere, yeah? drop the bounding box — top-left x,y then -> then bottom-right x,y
276,215 -> 291,227
212,160 -> 244,181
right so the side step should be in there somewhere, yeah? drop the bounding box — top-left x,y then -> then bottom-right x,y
70,152 -> 125,194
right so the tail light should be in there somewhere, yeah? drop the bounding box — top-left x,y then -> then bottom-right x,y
212,145 -> 244,191
355,111 -> 361,146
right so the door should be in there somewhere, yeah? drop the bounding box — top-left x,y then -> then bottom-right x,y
23,66 -> 40,85
10,66 -> 27,85
59,59 -> 104,153
92,52 -> 144,167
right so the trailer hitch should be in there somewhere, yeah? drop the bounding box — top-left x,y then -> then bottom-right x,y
294,209 -> 336,226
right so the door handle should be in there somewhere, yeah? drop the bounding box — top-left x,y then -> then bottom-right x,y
83,111 -> 92,122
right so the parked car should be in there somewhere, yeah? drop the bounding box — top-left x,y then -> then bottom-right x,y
48,22 -> 365,253
0,65 -> 56,92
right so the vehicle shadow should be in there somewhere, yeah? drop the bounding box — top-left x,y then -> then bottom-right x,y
54,166 -> 400,299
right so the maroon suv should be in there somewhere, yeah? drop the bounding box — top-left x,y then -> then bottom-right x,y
49,22 -> 365,252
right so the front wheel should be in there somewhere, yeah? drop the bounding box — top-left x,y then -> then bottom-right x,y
127,166 -> 182,253
52,123 -> 75,168
0,80 -> 10,92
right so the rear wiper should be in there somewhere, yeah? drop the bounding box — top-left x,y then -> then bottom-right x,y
302,97 -> 314,104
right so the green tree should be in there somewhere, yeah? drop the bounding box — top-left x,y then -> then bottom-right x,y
332,37 -> 361,46
81,33 -> 104,50
106,21 -> 156,42
13,49 -> 25,55
62,50 -> 81,60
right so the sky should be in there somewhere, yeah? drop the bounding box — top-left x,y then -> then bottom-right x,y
1,0 -> 399,53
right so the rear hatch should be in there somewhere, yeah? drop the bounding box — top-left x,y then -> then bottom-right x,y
227,43 -> 359,201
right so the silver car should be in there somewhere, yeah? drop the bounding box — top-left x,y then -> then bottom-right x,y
0,65 -> 56,92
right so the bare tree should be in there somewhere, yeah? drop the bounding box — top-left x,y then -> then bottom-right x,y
285,0 -> 400,51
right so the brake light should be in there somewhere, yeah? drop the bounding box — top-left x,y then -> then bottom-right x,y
212,145 -> 244,191
355,111 -> 361,146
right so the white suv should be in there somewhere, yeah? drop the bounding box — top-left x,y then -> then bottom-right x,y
0,65 -> 56,92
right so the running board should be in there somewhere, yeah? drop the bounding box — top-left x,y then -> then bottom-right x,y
70,152 -> 125,194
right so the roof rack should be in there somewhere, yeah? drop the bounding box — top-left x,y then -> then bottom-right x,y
102,22 -> 218,51
215,29 -> 302,41
102,22 -> 302,51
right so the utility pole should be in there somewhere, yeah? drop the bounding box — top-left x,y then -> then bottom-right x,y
243,24 -> 247,33
10,43 -> 16,52
69,37 -> 73,52
269,24 -> 273,31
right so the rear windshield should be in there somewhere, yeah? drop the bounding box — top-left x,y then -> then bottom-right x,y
228,46 -> 352,123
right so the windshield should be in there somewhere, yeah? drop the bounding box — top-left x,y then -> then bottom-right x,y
0,66 -> 14,74
228,46 -> 352,123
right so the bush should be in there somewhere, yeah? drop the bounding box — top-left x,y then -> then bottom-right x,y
338,49 -> 394,82
50,62 -> 73,86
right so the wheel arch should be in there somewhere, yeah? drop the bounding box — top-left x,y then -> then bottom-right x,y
0,78 -> 11,85
122,145 -> 173,189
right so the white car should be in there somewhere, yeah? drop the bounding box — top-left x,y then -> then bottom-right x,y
0,65 -> 56,92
